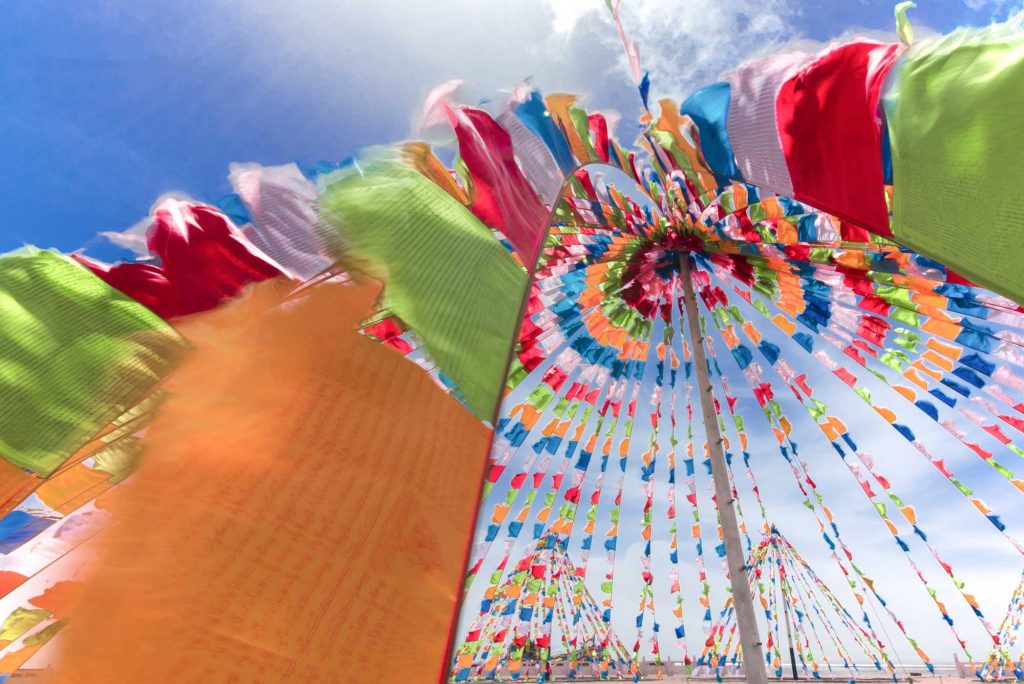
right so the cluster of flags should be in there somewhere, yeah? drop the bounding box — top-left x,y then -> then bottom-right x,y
0,7 -> 1023,681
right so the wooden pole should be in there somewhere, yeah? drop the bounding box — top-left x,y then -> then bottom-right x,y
779,567 -> 800,680
678,254 -> 769,684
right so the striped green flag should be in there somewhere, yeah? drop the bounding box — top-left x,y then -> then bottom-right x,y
319,158 -> 527,420
884,24 -> 1024,303
0,249 -> 183,474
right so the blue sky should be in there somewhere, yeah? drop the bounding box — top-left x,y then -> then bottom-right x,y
2,0 -> 1021,258
5,0 -> 1024,668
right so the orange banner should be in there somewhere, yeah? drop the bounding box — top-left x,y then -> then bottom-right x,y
48,280 -> 489,682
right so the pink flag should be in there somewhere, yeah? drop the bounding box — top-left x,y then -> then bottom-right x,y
451,106 -> 550,264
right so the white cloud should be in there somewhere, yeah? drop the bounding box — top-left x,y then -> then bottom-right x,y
547,0 -> 600,33
962,0 -> 1013,11
544,0 -> 801,99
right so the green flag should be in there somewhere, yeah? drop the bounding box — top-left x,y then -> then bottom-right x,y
884,25 -> 1024,304
319,158 -> 527,420
0,249 -> 182,474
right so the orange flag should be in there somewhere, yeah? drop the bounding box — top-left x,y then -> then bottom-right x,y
47,280 -> 489,682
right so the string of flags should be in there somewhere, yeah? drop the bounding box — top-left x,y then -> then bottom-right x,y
0,5 -> 1023,681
